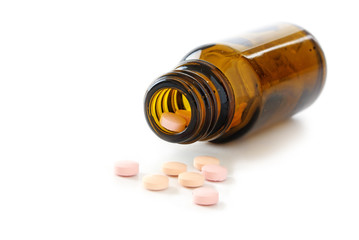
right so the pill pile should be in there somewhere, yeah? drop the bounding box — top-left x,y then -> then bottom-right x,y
115,155 -> 227,206
160,110 -> 191,133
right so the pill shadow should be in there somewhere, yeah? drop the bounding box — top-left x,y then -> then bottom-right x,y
170,117 -> 305,172
113,174 -> 141,192
209,201 -> 226,210
193,200 -> 226,210
145,186 -> 179,195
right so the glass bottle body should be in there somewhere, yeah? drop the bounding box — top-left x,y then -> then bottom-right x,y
144,23 -> 326,144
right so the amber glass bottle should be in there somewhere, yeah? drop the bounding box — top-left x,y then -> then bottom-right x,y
144,23 -> 326,144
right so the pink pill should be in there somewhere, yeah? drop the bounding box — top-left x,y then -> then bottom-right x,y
193,187 -> 219,206
201,164 -> 227,182
160,112 -> 186,133
114,160 -> 139,177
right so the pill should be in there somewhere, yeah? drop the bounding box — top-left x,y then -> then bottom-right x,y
202,164 -> 227,182
178,172 -> 204,188
193,187 -> 219,206
143,174 -> 169,191
162,161 -> 187,176
193,156 -> 220,170
114,160 -> 139,177
175,110 -> 191,126
160,112 -> 187,132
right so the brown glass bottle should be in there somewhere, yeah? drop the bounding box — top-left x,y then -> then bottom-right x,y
144,23 -> 326,144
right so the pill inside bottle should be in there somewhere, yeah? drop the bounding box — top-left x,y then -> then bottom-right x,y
175,110 -> 191,126
160,112 -> 187,133
147,88 -> 192,134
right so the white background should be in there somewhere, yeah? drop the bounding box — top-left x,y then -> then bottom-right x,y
1,0 -> 358,239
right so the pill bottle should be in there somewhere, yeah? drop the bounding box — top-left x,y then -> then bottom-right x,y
144,23 -> 326,144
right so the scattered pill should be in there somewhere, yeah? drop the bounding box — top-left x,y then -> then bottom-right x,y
178,172 -> 205,188
114,160 -> 139,177
193,187 -> 219,206
202,164 -> 227,182
115,156 -> 226,206
160,112 -> 187,133
143,174 -> 169,191
162,161 -> 187,176
175,110 -> 191,126
193,156 -> 220,170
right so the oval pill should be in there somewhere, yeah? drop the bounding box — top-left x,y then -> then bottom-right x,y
193,187 -> 219,206
114,160 -> 139,177
202,164 -> 227,182
160,112 -> 186,133
162,161 -> 187,176
175,110 -> 191,126
193,156 -> 220,170
178,172 -> 204,188
143,174 -> 169,191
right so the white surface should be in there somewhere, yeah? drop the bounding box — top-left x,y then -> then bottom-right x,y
0,0 -> 358,239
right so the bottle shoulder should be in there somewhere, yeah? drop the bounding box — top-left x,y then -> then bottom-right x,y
182,43 -> 245,62
182,43 -> 262,96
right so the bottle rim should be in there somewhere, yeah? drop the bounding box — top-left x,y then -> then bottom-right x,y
144,60 -> 235,144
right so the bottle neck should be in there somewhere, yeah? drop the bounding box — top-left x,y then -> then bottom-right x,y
144,60 -> 235,144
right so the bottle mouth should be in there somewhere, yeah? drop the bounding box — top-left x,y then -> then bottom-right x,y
144,60 -> 235,144
144,74 -> 214,144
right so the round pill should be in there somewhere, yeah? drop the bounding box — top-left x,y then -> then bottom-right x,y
160,112 -> 187,133
114,160 -> 139,177
162,162 -> 187,176
193,156 -> 220,170
193,187 -> 219,206
143,174 -> 169,191
178,172 -> 204,188
175,110 -> 191,126
202,164 -> 228,182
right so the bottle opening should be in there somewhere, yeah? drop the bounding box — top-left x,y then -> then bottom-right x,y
144,62 -> 234,143
149,87 -> 192,134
